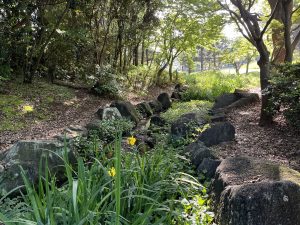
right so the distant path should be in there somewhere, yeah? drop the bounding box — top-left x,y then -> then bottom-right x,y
0,86 -> 173,152
213,88 -> 300,171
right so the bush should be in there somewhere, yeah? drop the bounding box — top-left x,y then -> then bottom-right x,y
269,64 -> 300,130
182,71 -> 260,101
126,65 -> 156,92
92,65 -> 120,97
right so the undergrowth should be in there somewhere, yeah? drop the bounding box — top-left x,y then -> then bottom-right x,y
182,71 -> 260,101
0,134 -> 214,224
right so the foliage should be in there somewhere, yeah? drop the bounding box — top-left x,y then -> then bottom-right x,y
0,137 -> 214,224
221,37 -> 258,74
92,65 -> 120,97
161,100 -> 212,122
269,63 -> 300,129
182,71 -> 260,101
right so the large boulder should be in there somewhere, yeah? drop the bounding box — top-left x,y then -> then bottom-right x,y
227,93 -> 259,109
96,107 -> 122,120
85,119 -> 102,131
185,140 -> 216,168
213,157 -> 300,225
110,101 -> 141,125
171,91 -> 182,100
198,122 -> 235,147
148,100 -> 163,113
0,140 -> 77,196
197,158 -> 221,179
136,102 -> 153,118
157,93 -> 172,110
212,93 -> 241,110
171,113 -> 207,139
150,115 -> 166,127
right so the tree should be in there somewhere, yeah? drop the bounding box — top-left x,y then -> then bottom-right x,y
221,37 -> 258,74
217,0 -> 279,125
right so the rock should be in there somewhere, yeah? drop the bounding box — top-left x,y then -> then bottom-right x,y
157,93 -> 172,110
0,140 -> 76,196
210,113 -> 226,123
85,119 -> 101,131
227,93 -> 259,109
198,122 -> 235,147
55,125 -> 88,142
150,115 -> 166,127
110,101 -> 141,125
175,84 -> 189,92
136,102 -> 153,118
212,93 -> 241,110
171,91 -> 182,100
185,140 -> 216,167
197,158 -> 221,179
171,113 -> 207,139
148,100 -> 163,113
96,107 -> 122,120
213,157 -> 300,225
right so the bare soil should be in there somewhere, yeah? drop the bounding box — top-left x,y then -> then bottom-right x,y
213,92 -> 300,171
0,85 -> 173,152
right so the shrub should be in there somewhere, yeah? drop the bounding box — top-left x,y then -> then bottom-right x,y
126,65 -> 156,92
269,64 -> 300,130
92,65 -> 120,97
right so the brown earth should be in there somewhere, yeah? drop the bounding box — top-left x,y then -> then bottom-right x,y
0,85 -> 173,152
213,90 -> 300,171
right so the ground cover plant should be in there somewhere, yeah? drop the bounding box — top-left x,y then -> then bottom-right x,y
0,132 -> 214,225
182,71 -> 260,101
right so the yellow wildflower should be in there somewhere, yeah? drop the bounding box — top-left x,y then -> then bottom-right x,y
108,167 -> 116,177
127,136 -> 136,146
23,105 -> 34,113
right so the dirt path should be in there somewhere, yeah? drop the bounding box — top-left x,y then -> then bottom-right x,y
0,85 -> 173,152
213,90 -> 300,171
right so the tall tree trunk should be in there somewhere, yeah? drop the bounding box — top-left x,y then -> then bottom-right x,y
283,0 -> 293,62
246,59 -> 250,74
146,49 -> 149,66
141,40 -> 145,65
169,57 -> 175,82
200,47 -> 204,71
157,63 -> 168,84
257,41 -> 273,125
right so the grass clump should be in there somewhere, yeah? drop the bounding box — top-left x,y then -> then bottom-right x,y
161,100 -> 212,123
182,71 -> 260,101
0,136 -> 214,225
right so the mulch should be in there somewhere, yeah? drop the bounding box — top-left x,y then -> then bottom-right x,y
0,85 -> 173,152
212,100 -> 300,171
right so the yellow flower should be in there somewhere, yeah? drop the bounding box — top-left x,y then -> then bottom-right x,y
23,105 -> 34,113
108,167 -> 116,177
127,136 -> 136,146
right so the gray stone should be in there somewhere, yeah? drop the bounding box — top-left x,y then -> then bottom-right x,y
210,113 -> 226,123
110,101 -> 141,125
55,126 -> 88,142
212,93 -> 240,110
148,100 -> 163,113
0,140 -> 76,196
175,84 -> 189,92
85,119 -> 101,131
150,115 -> 166,127
197,158 -> 221,179
157,93 -> 172,110
136,102 -> 153,118
171,113 -> 207,139
213,157 -> 300,225
198,122 -> 235,147
227,93 -> 259,109
171,91 -> 182,100
96,107 -> 122,120
185,140 -> 216,167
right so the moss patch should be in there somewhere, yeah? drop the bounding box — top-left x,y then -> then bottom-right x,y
161,100 -> 212,123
